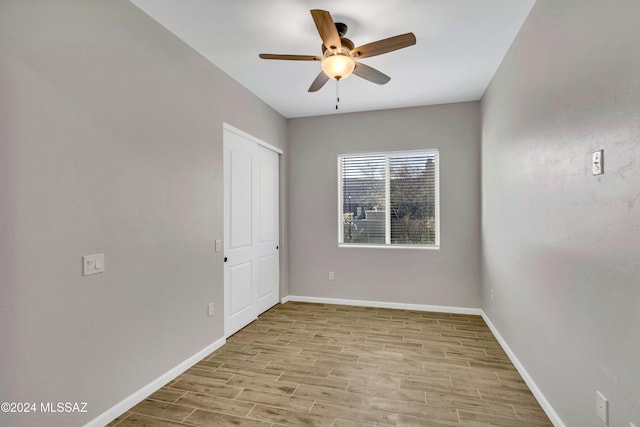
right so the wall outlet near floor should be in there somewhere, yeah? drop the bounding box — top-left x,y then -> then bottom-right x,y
208,302 -> 215,317
596,391 -> 608,425
328,271 -> 335,280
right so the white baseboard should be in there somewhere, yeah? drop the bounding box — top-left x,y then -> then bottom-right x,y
281,294 -> 564,427
280,295 -> 291,304
282,294 -> 483,316
84,336 -> 226,427
481,313 -> 565,427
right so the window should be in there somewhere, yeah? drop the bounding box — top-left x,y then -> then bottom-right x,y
338,150 -> 439,248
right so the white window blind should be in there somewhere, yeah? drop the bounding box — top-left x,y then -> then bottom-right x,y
338,150 -> 439,248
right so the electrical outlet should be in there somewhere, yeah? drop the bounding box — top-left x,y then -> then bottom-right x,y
596,391 -> 608,425
328,271 -> 335,280
208,302 -> 215,317
490,289 -> 494,301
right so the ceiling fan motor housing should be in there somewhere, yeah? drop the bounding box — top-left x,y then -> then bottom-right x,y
321,33 -> 354,54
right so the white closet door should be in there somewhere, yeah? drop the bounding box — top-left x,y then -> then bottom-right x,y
223,126 -> 280,337
254,147 -> 279,314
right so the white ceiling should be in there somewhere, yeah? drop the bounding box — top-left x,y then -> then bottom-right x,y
129,0 -> 535,118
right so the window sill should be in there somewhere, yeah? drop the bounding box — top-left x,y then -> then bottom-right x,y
338,243 -> 440,250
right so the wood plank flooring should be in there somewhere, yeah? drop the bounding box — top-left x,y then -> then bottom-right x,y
108,302 -> 552,426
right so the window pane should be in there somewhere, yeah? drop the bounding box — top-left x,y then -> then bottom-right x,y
341,156 -> 385,244
339,150 -> 438,248
389,154 -> 437,244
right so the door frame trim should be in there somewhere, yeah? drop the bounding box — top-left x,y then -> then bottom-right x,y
223,123 -> 283,155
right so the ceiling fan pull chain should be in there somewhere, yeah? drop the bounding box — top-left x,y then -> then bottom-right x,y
336,79 -> 340,110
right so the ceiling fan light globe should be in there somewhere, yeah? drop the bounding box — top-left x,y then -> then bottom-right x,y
321,52 -> 355,80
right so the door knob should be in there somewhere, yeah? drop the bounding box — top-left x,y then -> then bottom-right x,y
224,257 -> 228,263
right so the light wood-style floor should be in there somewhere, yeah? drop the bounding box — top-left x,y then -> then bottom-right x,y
108,302 -> 552,426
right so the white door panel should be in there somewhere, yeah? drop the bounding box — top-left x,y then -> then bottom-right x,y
229,262 -> 252,314
256,254 -> 276,298
230,150 -> 252,249
258,158 -> 277,243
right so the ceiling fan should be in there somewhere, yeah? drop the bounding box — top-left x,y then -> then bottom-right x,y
259,9 -> 416,93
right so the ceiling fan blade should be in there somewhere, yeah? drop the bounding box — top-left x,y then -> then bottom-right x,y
259,53 -> 322,61
310,9 -> 341,51
353,62 -> 391,85
308,71 -> 330,92
351,33 -> 416,59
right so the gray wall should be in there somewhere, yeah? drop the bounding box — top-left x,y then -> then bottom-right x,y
0,1 -> 286,426
288,103 -> 482,308
481,0 -> 640,426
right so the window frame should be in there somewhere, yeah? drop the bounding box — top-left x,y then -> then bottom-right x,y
337,149 -> 440,250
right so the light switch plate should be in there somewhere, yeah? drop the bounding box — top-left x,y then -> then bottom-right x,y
592,150 -> 604,175
215,239 -> 222,252
83,254 -> 105,276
